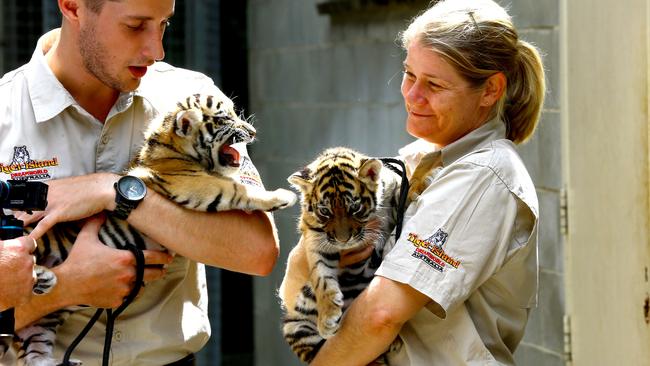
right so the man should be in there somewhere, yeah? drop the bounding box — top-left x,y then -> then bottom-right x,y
0,0 -> 279,364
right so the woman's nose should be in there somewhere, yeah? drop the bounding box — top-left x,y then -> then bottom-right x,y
405,82 -> 427,105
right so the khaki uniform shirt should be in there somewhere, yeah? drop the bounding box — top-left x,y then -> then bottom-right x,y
376,118 -> 539,365
0,31 -> 257,365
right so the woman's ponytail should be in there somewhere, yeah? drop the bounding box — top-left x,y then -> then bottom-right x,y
503,41 -> 546,144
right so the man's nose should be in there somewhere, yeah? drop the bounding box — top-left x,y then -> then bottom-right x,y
143,29 -> 165,62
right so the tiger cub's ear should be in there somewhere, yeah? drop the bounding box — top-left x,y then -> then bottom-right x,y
359,158 -> 382,185
174,109 -> 203,137
288,168 -> 312,193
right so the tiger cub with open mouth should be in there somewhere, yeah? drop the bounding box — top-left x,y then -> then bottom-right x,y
14,93 -> 296,366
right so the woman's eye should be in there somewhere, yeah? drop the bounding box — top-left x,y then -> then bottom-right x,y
403,70 -> 415,79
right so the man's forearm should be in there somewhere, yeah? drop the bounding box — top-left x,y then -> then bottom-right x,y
128,189 -> 279,275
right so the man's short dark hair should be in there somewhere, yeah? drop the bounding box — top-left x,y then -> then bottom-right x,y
84,0 -> 120,14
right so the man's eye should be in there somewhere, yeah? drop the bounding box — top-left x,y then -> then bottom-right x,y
127,23 -> 145,31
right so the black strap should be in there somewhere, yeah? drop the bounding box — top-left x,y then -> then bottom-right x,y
378,158 -> 409,241
60,243 -> 145,366
164,353 -> 196,366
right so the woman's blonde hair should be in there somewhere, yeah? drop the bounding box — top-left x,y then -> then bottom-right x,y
401,0 -> 546,144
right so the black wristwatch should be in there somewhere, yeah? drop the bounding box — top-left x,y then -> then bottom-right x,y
112,175 -> 147,220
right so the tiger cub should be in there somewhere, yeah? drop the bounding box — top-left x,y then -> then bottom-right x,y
279,147 -> 401,363
14,93 -> 297,366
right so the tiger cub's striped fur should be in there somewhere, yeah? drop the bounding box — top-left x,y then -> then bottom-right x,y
279,147 -> 401,363
15,94 -> 296,366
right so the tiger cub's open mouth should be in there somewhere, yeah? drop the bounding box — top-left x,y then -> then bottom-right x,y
218,144 -> 240,167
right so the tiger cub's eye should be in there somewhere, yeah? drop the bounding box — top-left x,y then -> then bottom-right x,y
349,201 -> 361,213
317,205 -> 332,218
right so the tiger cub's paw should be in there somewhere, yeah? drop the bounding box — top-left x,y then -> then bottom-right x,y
388,336 -> 403,353
267,188 -> 297,211
57,360 -> 82,366
33,266 -> 57,295
316,288 -> 343,338
17,356 -> 74,366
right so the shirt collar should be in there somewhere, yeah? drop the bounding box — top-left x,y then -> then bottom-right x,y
399,117 -> 507,171
25,30 -> 76,123
25,29 -> 141,123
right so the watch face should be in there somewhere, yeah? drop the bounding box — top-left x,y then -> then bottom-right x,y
117,176 -> 146,201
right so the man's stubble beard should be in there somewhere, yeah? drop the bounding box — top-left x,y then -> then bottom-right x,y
78,23 -> 138,93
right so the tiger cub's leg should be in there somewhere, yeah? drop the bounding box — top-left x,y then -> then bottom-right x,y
282,285 -> 325,363
149,173 -> 296,212
308,250 -> 344,338
231,185 -> 297,212
15,310 -> 78,366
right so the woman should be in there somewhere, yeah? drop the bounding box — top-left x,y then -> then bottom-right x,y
311,0 -> 544,364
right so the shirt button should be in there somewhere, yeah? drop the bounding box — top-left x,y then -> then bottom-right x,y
101,135 -> 109,144
114,330 -> 123,341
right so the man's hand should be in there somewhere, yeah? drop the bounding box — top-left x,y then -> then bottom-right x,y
0,236 -> 37,311
17,173 -> 119,240
54,214 -> 172,308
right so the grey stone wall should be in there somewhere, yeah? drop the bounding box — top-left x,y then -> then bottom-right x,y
248,1 -> 563,365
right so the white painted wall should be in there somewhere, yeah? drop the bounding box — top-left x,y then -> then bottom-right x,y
562,0 -> 650,363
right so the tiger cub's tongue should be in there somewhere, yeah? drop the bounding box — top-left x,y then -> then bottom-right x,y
220,144 -> 241,167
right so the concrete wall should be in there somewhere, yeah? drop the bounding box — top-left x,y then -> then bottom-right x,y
248,0 -> 564,365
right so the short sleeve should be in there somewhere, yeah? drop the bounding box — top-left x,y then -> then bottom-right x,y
375,162 -> 520,318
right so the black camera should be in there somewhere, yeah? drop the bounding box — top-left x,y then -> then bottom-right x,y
0,180 -> 49,212
0,180 -> 48,344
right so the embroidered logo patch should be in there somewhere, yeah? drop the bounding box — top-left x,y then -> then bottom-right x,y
427,228 -> 448,248
407,230 -> 460,273
0,146 -> 59,181
238,155 -> 263,188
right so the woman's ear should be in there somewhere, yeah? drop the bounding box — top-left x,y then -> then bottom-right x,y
480,72 -> 507,108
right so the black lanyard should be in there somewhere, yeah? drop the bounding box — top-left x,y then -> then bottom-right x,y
379,157 -> 409,241
61,243 -> 145,366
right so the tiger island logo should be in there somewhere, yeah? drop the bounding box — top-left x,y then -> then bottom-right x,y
407,228 -> 460,273
0,146 -> 58,180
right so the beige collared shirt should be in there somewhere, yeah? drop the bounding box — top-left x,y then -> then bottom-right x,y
0,31 -> 251,365
376,118 -> 539,365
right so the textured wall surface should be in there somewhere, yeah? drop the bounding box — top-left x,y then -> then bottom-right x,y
247,1 -> 564,365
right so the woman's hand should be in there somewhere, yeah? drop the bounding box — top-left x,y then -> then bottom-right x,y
339,245 -> 374,267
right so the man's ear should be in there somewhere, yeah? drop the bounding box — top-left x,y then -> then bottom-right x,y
59,0 -> 81,22
480,72 -> 507,108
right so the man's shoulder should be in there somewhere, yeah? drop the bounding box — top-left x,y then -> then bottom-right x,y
144,62 -> 214,87
138,62 -> 221,108
0,64 -> 29,90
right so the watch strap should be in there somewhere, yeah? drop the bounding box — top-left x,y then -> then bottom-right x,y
112,179 -> 144,221
112,200 -> 134,220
